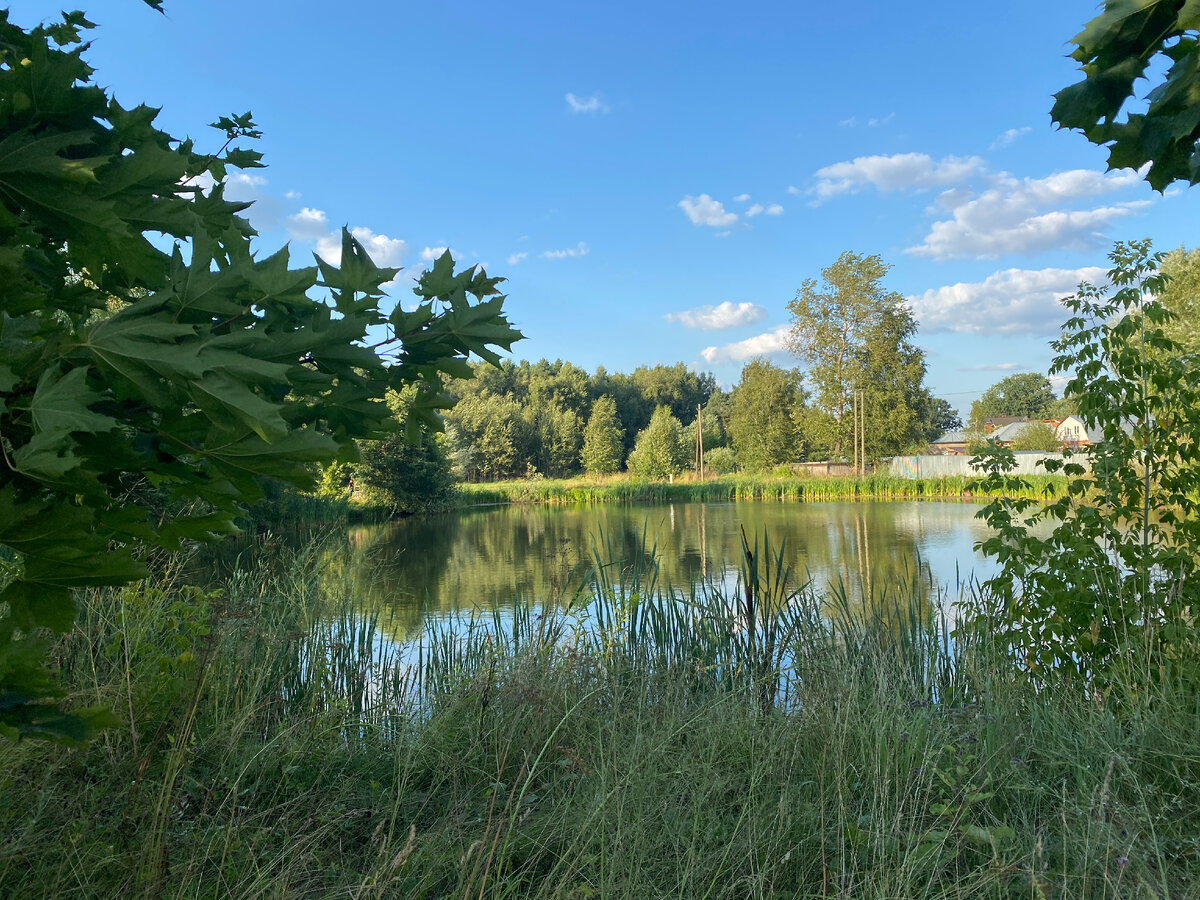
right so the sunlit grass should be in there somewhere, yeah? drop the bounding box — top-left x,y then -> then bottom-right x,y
458,472 -> 1065,506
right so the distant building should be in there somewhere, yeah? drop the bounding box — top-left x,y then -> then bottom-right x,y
930,430 -> 969,455
1055,415 -> 1136,447
988,420 -> 1046,446
983,416 -> 1027,434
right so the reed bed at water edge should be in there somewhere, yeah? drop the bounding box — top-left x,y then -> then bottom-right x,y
456,472 -> 1064,506
0,534 -> 1195,898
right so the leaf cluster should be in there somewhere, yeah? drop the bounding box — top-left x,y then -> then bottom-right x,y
0,12 -> 521,740
1052,0 -> 1200,191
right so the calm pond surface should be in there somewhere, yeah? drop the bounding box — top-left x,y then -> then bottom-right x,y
311,500 -> 1000,643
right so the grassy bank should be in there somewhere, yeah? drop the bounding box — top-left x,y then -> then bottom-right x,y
1,539 -> 1195,898
457,472 -> 1065,506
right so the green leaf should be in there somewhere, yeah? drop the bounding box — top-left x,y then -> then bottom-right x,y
0,581 -> 75,632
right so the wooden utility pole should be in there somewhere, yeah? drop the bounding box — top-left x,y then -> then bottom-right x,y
697,403 -> 704,479
860,389 -> 866,475
852,391 -> 859,476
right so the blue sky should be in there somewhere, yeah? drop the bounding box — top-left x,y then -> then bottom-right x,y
12,1 -> 1195,416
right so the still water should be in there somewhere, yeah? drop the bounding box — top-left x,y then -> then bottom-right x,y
314,500 -> 999,643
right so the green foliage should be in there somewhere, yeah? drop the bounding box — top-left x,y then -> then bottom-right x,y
1009,422 -> 1061,452
444,360 -> 716,479
353,389 -> 455,514
1052,0 -> 1200,191
0,12 -> 521,740
729,358 -> 803,472
626,406 -> 687,479
966,239 -> 1200,687
787,251 -> 932,458
445,393 -> 531,481
969,373 -> 1056,427
525,400 -> 583,478
921,396 -> 962,438
1159,245 -> 1200,353
701,445 -> 736,474
580,395 -> 624,475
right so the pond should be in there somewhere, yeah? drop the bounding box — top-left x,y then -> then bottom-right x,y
306,500 -> 999,644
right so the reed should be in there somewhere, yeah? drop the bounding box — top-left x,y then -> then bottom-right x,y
0,534 -> 1194,898
457,472 -> 1064,507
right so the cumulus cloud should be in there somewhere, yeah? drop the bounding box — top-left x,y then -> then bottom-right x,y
678,194 -> 739,227
700,324 -> 790,364
315,226 -> 407,268
284,189 -> 302,200
991,127 -> 1032,149
664,301 -> 768,331
507,252 -> 528,265
347,228 -> 408,267
286,207 -> 331,241
811,152 -> 986,201
286,208 -> 407,271
907,266 -> 1108,335
566,92 -> 609,114
420,246 -> 451,262
907,167 -> 1149,259
764,203 -> 783,216
733,193 -> 751,202
745,203 -> 765,217
541,241 -> 589,259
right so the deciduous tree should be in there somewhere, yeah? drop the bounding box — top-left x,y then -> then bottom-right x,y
626,406 -> 687,479
729,359 -> 803,472
581,395 -> 624,476
969,373 -> 1056,427
786,252 -> 930,459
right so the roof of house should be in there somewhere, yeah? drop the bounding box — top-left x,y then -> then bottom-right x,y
989,421 -> 1046,443
933,430 -> 969,444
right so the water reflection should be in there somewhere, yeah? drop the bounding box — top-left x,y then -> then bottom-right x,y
314,501 -> 997,642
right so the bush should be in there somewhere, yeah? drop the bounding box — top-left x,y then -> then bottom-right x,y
967,240 -> 1200,689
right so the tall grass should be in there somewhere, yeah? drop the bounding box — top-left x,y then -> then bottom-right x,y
0,534 -> 1195,898
458,472 -> 1064,506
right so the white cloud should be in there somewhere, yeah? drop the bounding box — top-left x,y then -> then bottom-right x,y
284,189 -> 301,200
420,245 -> 450,262
286,207 -> 330,241
541,241 -> 589,259
347,227 -> 407,267
224,172 -> 267,201
907,167 -> 1149,259
733,193 -> 751,202
315,226 -> 407,268
959,362 -> 1021,372
664,301 -> 768,331
840,113 -> 895,128
678,194 -> 738,227
991,126 -> 1032,149
745,203 -> 765,217
507,252 -> 528,265
811,152 -> 986,201
565,92 -> 609,114
700,324 -> 790,364
764,203 -> 783,216
287,208 -> 406,270
786,185 -> 801,195
907,266 -> 1108,335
